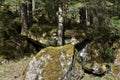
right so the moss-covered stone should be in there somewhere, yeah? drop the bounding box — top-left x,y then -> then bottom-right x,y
23,39 -> 120,80
23,44 -> 84,80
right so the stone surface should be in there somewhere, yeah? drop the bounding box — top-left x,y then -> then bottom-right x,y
114,49 -> 120,66
23,44 -> 84,80
23,42 -> 120,80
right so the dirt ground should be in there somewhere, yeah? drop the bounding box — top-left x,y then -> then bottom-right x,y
0,57 -> 31,80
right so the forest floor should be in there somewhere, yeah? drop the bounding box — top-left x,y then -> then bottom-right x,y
0,55 -> 118,80
0,57 -> 32,80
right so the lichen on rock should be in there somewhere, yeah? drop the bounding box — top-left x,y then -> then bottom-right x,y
23,44 -> 84,80
23,40 -> 120,80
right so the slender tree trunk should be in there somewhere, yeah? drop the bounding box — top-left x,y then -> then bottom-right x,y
90,15 -> 93,27
57,3 -> 64,46
0,0 -> 2,6
28,0 -> 33,28
32,0 -> 35,12
0,0 -> 4,6
85,8 -> 88,26
20,3 -> 28,35
80,8 -> 87,27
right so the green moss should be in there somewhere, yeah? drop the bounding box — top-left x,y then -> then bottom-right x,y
35,44 -> 74,59
27,44 -> 75,80
111,65 -> 120,76
0,55 -> 6,61
84,63 -> 93,70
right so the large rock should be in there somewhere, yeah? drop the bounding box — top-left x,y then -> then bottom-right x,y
114,49 -> 120,66
112,49 -> 120,77
23,44 -> 84,80
23,41 -> 120,80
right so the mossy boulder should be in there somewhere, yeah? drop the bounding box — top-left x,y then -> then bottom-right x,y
22,40 -> 120,80
114,49 -> 120,66
23,44 -> 84,80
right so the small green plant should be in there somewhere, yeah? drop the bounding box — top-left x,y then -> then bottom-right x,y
102,47 -> 115,62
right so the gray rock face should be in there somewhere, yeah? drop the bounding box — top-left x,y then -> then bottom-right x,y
23,44 -> 84,80
23,43 -> 120,80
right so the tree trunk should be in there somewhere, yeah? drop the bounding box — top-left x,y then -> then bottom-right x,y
20,3 -> 28,35
32,0 -> 35,12
28,0 -> 33,28
86,8 -> 88,26
80,8 -> 87,27
90,15 -> 93,27
0,0 -> 4,7
57,3 -> 64,46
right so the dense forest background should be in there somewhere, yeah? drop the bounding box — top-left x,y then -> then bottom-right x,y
0,0 -> 120,61
0,0 -> 120,80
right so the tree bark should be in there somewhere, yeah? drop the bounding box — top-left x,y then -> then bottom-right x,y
20,3 -> 28,35
57,3 -> 64,46
80,7 -> 87,27
28,0 -> 33,28
90,15 -> 94,27
0,0 -> 3,6
32,0 -> 35,12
